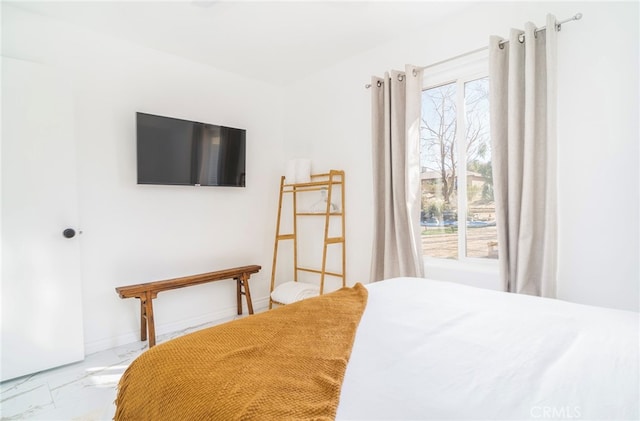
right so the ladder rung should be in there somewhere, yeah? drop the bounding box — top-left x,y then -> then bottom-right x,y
325,237 -> 344,244
283,180 -> 343,189
296,212 -> 343,216
277,234 -> 295,240
297,267 -> 344,278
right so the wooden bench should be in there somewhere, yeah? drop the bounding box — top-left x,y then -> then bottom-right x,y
116,265 -> 261,347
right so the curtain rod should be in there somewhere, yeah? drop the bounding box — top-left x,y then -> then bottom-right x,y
365,12 -> 582,89
496,12 -> 583,50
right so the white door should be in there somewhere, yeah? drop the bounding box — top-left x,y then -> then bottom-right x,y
1,57 -> 84,381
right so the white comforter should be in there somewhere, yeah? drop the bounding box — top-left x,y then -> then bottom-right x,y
337,278 -> 639,420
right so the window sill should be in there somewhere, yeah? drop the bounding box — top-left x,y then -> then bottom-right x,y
423,256 -> 501,291
424,256 -> 498,272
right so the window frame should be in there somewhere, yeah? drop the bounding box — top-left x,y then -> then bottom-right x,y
420,51 -> 497,268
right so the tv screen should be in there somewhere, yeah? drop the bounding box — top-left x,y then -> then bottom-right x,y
136,112 -> 246,187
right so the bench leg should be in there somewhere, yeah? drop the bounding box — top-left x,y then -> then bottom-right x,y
236,277 -> 243,315
144,291 -> 156,347
235,275 -> 255,315
242,274 -> 254,315
140,298 -> 147,341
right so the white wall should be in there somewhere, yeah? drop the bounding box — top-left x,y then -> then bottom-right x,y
2,5 -> 285,353
283,1 -> 639,311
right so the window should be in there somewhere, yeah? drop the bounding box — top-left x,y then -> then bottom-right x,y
420,63 -> 497,261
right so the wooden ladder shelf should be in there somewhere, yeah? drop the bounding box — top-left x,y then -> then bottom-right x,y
269,170 -> 346,308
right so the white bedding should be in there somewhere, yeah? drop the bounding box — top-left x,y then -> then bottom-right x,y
337,278 -> 639,420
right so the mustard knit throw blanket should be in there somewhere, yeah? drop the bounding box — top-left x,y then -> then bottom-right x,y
114,283 -> 368,420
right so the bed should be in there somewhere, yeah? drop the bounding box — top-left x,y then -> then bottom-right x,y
115,277 -> 639,420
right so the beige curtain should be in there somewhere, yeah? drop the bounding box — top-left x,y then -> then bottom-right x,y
370,64 -> 425,282
489,14 -> 558,297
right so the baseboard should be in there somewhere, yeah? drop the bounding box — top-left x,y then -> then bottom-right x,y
84,295 -> 270,355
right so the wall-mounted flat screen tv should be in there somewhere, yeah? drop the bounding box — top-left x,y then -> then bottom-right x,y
136,112 -> 246,187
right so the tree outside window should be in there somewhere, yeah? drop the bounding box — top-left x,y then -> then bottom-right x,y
420,76 -> 497,260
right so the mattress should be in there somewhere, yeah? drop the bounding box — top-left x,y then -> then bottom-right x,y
337,277 -> 639,420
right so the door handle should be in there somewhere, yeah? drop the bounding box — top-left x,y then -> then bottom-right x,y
63,228 -> 76,239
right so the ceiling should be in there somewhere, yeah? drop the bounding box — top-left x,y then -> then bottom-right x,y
9,1 -> 471,86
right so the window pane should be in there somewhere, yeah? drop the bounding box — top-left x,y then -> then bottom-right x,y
420,82 -> 458,259
464,77 -> 497,259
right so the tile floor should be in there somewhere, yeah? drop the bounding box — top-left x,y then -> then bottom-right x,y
0,316 -> 239,420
